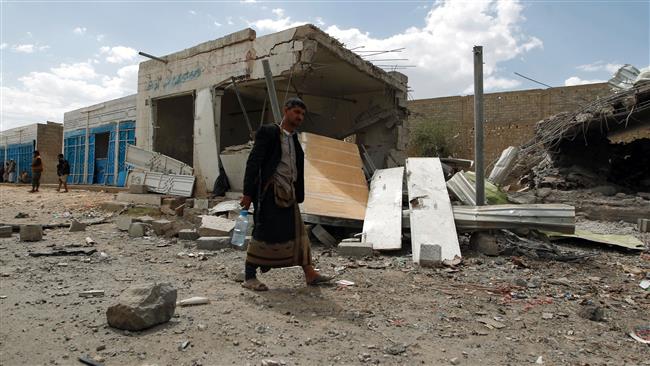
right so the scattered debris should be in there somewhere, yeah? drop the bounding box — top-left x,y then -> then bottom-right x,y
336,280 -> 355,287
177,296 -> 210,306
578,305 -> 605,322
545,229 -> 645,251
14,212 -> 29,219
476,317 -> 506,329
629,325 -> 650,344
85,237 -> 96,246
178,340 -> 191,351
78,354 -> 104,366
79,290 -> 105,298
312,225 -> 337,247
28,248 -> 97,257
68,219 -> 87,232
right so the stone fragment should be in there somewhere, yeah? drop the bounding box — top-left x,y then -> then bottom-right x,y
337,242 -> 373,258
578,305 -> 604,322
20,224 -> 43,242
128,223 -> 146,238
178,229 -> 199,241
0,225 -> 13,238
106,282 -> 177,331
183,208 -> 205,226
419,244 -> 442,267
638,218 -> 649,233
470,232 -> 500,256
196,236 -> 231,250
129,184 -> 148,194
115,216 -> 134,231
194,199 -> 209,210
100,201 -> 130,212
137,216 -> 155,224
197,215 -> 235,237
68,220 -> 87,232
151,220 -> 172,236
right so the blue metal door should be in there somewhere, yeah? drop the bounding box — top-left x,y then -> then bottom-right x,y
95,158 -> 108,184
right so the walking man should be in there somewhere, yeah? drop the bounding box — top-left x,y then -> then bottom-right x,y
7,160 -> 16,183
30,150 -> 43,193
56,153 -> 70,192
240,97 -> 331,291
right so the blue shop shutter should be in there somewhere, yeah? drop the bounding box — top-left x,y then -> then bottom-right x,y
105,129 -> 117,185
86,134 -> 95,184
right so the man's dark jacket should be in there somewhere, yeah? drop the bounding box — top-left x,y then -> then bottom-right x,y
243,124 -> 304,243
57,159 -> 70,176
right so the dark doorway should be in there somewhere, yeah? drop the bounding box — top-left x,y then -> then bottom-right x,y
154,94 -> 195,165
94,132 -> 110,184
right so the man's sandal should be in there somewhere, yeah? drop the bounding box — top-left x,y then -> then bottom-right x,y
242,278 -> 269,291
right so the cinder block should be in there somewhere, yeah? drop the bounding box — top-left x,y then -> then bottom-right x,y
68,220 -> 86,232
129,184 -> 148,194
178,229 -> 199,241
638,218 -> 649,233
128,222 -> 146,238
0,226 -> 13,238
337,242 -> 373,258
194,199 -> 209,210
151,219 -> 172,235
115,216 -> 134,231
196,236 -> 231,250
419,244 -> 442,268
20,224 -> 43,242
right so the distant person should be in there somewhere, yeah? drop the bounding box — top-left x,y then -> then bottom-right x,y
56,153 -> 70,193
20,171 -> 30,184
7,160 -> 16,183
0,163 -> 5,183
30,150 -> 43,193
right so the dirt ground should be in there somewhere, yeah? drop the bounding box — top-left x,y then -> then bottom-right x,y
1,185 -> 649,366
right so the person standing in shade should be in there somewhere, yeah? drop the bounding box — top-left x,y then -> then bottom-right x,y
56,153 -> 70,193
30,150 -> 43,193
240,97 -> 332,291
7,160 -> 16,183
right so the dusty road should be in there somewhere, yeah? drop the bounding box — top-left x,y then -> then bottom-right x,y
1,185 -> 649,365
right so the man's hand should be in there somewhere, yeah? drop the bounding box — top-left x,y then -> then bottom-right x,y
240,195 -> 252,210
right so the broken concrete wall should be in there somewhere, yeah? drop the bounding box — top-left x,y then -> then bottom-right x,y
408,83 -> 611,164
36,122 -> 64,184
137,25 -> 409,193
1,122 -> 62,184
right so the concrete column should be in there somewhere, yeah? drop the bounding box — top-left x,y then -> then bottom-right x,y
113,122 -> 120,186
83,113 -> 90,184
193,88 -> 220,196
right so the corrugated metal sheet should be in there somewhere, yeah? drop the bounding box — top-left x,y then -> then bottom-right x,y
487,146 -> 519,186
125,144 -> 194,175
446,171 -> 479,206
401,204 -> 575,234
126,170 -> 195,197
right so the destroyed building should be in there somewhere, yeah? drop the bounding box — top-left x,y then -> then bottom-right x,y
135,25 -> 409,194
509,80 -> 650,193
0,121 -> 63,184
63,95 -> 137,186
408,83 -> 612,163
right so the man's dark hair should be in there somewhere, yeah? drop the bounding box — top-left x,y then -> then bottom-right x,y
58,154 -> 64,159
284,97 -> 306,111
34,150 -> 40,156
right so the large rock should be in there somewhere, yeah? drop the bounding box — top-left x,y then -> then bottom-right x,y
20,225 -> 43,242
106,282 -> 177,331
196,236 -> 231,250
151,220 -> 172,235
0,225 -> 13,238
69,220 -> 87,232
128,223 -> 146,238
115,216 -> 134,231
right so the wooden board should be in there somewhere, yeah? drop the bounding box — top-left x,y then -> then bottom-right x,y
406,158 -> 460,263
362,167 -> 404,251
300,132 -> 368,221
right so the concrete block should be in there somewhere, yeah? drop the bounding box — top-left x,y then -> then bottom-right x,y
151,219 -> 173,235
312,225 -> 337,247
178,229 -> 199,241
196,236 -> 231,250
470,232 -> 500,256
183,208 -> 206,225
128,223 -> 146,238
194,199 -> 209,210
129,184 -> 148,194
68,220 -> 87,232
197,215 -> 235,237
337,242 -> 373,258
0,225 -> 13,238
115,192 -> 162,206
20,224 -> 43,242
638,218 -> 649,233
137,216 -> 156,224
100,201 -> 130,212
115,216 -> 134,231
419,244 -> 442,267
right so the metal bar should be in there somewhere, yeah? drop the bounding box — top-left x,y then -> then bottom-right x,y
138,51 -> 167,64
230,77 -> 254,139
262,59 -> 282,124
473,46 -> 485,206
113,122 -> 119,186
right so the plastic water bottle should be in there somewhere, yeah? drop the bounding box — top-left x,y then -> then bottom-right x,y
231,210 -> 249,247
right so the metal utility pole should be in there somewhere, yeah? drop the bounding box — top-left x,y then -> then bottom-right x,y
473,46 -> 485,206
261,59 -> 282,124
230,77 -> 254,139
